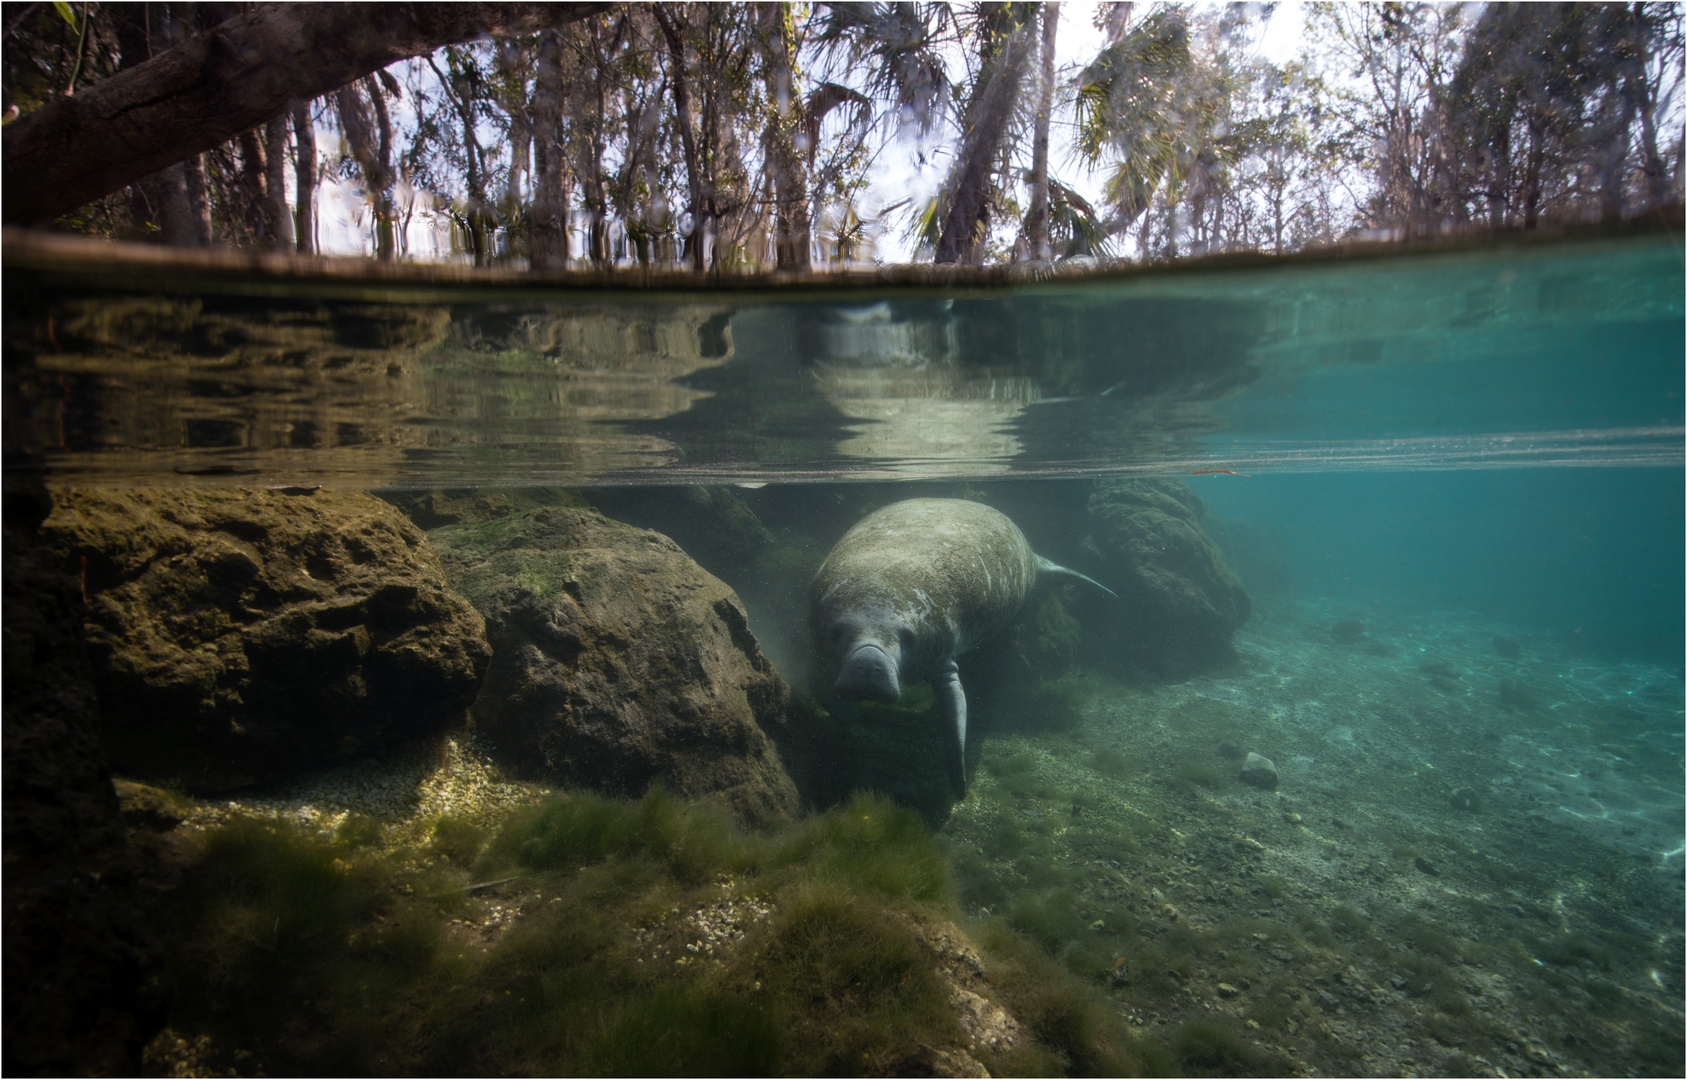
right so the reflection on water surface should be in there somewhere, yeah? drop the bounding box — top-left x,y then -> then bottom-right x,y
5,229 -> 1680,487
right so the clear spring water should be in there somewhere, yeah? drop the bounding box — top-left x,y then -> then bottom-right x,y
5,229 -> 1683,1075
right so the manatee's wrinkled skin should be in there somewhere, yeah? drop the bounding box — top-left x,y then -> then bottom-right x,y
809,499 -> 1043,793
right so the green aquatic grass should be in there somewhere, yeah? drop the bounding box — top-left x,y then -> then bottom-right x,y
1086,746 -> 1137,779
1171,1017 -> 1293,1077
156,787 -> 1194,1077
478,784 -> 753,885
986,751 -> 1052,799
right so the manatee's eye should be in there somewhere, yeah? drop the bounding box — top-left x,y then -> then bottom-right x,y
897,628 -> 915,654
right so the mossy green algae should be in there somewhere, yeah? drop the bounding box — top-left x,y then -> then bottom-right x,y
153,789 -> 1188,1076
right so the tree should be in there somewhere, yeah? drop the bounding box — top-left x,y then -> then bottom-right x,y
1443,2 -> 1684,228
2,2 -> 611,225
529,28 -> 571,269
934,2 -> 1038,264
1026,1 -> 1060,260
291,99 -> 318,254
1306,1 -> 1469,233
1075,6 -> 1198,247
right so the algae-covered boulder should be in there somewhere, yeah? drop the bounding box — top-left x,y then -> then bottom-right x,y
1078,479 -> 1250,677
431,507 -> 799,825
375,486 -> 588,530
41,488 -> 491,791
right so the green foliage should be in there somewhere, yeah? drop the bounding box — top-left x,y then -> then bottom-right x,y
744,889 -> 961,1071
426,815 -> 486,866
1086,746 -> 1136,779
1008,887 -> 1087,954
771,792 -> 953,905
986,751 -> 1053,799
1177,758 -> 1223,790
158,785 -> 1297,1076
573,986 -> 782,1076
1328,903 -> 1371,938
480,785 -> 751,885
1534,931 -> 1615,971
1172,1017 -> 1291,1077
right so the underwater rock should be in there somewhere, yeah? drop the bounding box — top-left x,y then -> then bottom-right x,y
3,479 -> 164,1075
583,484 -> 777,570
431,507 -> 798,825
1493,636 -> 1523,660
112,779 -> 188,832
42,488 -> 491,792
1239,752 -> 1279,790
1074,479 -> 1250,678
376,486 -> 586,529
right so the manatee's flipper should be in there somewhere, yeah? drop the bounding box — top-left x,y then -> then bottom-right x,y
935,658 -> 968,795
1035,554 -> 1118,598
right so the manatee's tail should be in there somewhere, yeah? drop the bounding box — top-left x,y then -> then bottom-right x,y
1035,554 -> 1118,598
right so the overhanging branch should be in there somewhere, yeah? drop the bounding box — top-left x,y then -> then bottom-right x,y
3,2 -> 613,225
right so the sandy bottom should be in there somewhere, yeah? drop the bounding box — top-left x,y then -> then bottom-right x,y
949,593 -> 1684,1076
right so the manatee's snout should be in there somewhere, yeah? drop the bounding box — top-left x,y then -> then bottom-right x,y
835,641 -> 902,704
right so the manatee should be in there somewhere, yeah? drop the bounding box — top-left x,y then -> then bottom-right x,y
810,498 -> 1114,793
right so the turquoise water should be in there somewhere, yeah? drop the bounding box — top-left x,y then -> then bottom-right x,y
5,229 -> 1683,1076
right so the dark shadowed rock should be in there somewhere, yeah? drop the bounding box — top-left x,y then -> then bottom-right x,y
1239,752 -> 1279,790
430,507 -> 799,826
4,478 -> 163,1075
41,488 -> 490,792
1076,480 -> 1251,678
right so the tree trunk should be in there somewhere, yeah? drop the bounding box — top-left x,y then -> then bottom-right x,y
134,165 -> 196,246
1027,1 -> 1059,260
263,114 -> 295,251
530,29 -> 569,271
237,127 -> 271,243
114,1 -> 205,247
3,2 -> 612,225
182,154 -> 213,246
935,3 -> 1035,265
654,5 -> 705,272
759,2 -> 808,271
460,93 -> 488,265
1521,118 -> 1544,230
579,16 -> 625,267
291,100 -> 316,254
365,76 -> 397,260
1486,118 -> 1510,229
1599,76 -> 1639,221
